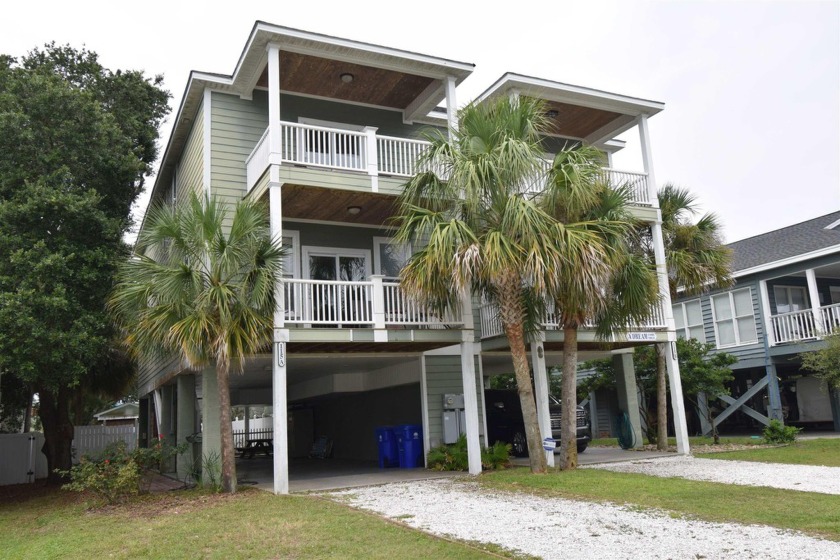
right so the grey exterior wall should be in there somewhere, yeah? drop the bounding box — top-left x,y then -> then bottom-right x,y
424,354 -> 484,448
309,383 -> 422,461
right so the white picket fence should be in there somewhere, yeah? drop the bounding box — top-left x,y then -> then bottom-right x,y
73,425 -> 137,461
0,433 -> 48,485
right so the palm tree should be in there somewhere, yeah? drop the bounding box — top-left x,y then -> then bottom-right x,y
394,96 -> 553,473
542,149 -> 660,469
652,184 -> 732,450
109,194 -> 283,492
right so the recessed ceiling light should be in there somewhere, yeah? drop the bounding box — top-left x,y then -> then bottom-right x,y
340,73 -> 355,83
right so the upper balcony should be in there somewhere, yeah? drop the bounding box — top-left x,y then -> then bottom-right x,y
245,120 -> 653,205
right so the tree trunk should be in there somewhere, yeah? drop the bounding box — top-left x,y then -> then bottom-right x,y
559,325 -> 579,470
216,359 -> 237,493
656,343 -> 668,451
38,386 -> 75,484
496,276 -> 546,474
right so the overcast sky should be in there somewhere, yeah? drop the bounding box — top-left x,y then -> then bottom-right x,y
2,0 -> 838,243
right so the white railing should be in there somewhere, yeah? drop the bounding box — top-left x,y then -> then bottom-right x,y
280,122 -> 367,172
377,135 -> 430,177
821,303 -> 840,334
245,128 -> 270,191
479,300 -> 504,339
282,277 -> 461,329
383,282 -> 462,326
245,123 -> 652,207
284,278 -> 374,326
479,300 -> 666,339
771,308 -> 818,344
601,168 -> 650,205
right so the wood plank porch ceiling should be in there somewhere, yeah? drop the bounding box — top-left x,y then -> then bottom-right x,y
257,51 -> 436,109
543,100 -> 622,139
288,341 -> 454,354
282,184 -> 397,226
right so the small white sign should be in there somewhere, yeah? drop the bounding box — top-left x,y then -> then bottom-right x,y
627,332 -> 657,341
276,342 -> 286,367
542,437 -> 556,451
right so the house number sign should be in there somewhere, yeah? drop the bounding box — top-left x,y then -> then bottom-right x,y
276,342 -> 286,367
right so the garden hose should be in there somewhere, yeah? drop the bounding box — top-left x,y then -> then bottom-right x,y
615,411 -> 636,450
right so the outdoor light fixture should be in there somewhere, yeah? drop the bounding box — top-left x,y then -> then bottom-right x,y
340,72 -> 355,83
347,206 -> 362,215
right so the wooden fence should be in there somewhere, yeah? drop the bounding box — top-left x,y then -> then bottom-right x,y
73,425 -> 137,461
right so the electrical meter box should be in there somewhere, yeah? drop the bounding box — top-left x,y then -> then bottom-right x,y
442,393 -> 465,409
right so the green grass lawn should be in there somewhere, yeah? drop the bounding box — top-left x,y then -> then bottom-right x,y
481,466 -> 840,541
0,485 -> 502,560
696,437 -> 840,467
591,435 -> 765,447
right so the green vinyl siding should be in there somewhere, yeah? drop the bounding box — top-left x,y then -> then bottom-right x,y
176,103 -> 204,202
424,354 -> 484,448
210,91 -> 269,210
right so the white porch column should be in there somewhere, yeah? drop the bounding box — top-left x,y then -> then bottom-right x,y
371,275 -> 387,340
806,268 -> 823,333
612,352 -> 644,448
272,329 -> 290,494
363,126 -> 379,192
459,290 -> 482,475
445,76 -> 458,136
530,340 -> 555,467
267,44 -> 282,166
640,113 -> 690,454
759,280 -> 776,346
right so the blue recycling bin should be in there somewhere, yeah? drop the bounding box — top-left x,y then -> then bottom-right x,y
396,424 -> 423,468
375,427 -> 398,468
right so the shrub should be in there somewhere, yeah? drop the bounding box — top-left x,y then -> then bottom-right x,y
60,441 -> 140,504
60,437 -> 187,504
426,435 -> 510,471
763,419 -> 801,444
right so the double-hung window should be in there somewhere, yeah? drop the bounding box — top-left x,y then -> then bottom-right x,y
672,299 -> 705,342
711,288 -> 758,347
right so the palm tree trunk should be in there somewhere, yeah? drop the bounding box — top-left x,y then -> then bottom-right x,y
656,343 -> 668,451
496,277 -> 547,474
559,325 -> 579,470
216,359 -> 237,493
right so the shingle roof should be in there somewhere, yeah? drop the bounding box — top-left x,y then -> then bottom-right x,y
728,211 -> 840,272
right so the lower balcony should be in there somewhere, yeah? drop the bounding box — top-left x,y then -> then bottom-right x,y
282,277 -> 462,330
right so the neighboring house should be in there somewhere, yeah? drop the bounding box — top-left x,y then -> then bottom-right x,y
673,212 -> 840,434
136,21 -> 687,493
93,402 -> 140,426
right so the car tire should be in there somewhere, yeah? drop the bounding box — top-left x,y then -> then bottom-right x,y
577,442 -> 588,454
512,431 -> 527,457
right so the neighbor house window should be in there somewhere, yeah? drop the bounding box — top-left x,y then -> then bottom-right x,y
672,299 -> 705,342
773,285 -> 807,314
711,288 -> 758,347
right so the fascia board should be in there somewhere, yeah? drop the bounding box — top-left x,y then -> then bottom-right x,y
732,245 -> 840,279
478,73 -> 664,116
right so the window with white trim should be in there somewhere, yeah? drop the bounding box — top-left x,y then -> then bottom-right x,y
672,299 -> 705,342
773,285 -> 807,314
711,288 -> 758,347
373,237 -> 411,281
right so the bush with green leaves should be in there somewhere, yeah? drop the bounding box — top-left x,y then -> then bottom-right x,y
61,437 -> 186,504
763,419 -> 801,444
427,435 -> 510,471
60,441 -> 140,504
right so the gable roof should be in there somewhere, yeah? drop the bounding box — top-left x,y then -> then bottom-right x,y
729,211 -> 840,275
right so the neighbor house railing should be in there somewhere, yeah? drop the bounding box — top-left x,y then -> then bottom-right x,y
770,308 -> 819,345
245,123 -> 651,206
479,299 -> 667,340
282,276 -> 462,329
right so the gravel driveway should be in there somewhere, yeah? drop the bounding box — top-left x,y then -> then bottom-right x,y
325,457 -> 840,559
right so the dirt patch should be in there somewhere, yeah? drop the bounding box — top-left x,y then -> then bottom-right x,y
89,488 -> 255,519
